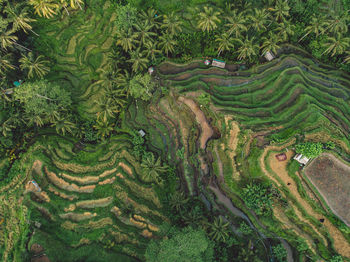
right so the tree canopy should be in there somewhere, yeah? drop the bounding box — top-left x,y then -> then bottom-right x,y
295,142 -> 323,158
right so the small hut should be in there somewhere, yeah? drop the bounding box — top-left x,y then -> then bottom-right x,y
204,59 -> 211,66
212,59 -> 226,68
275,153 -> 287,161
293,154 -> 310,165
264,51 -> 275,61
138,129 -> 146,137
148,67 -> 155,75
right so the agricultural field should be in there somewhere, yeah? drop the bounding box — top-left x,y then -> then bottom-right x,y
305,153 -> 350,227
1,0 -> 350,262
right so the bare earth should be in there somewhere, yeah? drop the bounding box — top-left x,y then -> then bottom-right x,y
305,153 -> 350,227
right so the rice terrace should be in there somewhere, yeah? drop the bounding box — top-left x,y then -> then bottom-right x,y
0,0 -> 350,262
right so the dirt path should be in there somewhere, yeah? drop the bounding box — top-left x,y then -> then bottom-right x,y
262,146 -> 350,258
178,96 -> 213,150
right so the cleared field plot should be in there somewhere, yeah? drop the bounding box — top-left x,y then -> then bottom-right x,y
305,153 -> 350,227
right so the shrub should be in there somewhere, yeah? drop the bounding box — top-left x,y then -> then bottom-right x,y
295,142 -> 323,158
272,244 -> 287,262
242,183 -> 273,216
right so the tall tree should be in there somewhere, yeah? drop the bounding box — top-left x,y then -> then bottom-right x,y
0,27 -> 18,50
225,10 -> 247,38
139,8 -> 161,29
261,32 -> 281,55
144,40 -> 161,61
28,0 -> 59,18
19,52 -> 50,79
127,48 -> 149,73
247,8 -> 270,32
94,117 -> 114,139
95,97 -> 119,122
325,12 -> 349,34
299,16 -> 328,42
161,12 -> 183,36
158,34 -> 176,57
274,19 -> 295,42
51,114 -> 76,136
196,6 -> 221,32
133,21 -> 156,47
116,28 -> 138,52
0,51 -> 14,76
208,216 -> 230,242
5,4 -> 36,34
322,33 -> 350,57
236,36 -> 259,62
141,153 -> 168,184
215,32 -> 234,55
128,74 -> 156,101
271,0 -> 290,22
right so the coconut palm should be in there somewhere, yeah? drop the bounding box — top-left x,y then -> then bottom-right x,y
94,117 -> 114,139
0,29 -> 18,50
127,48 -> 149,73
158,34 -> 177,57
215,33 -> 234,55
95,97 -> 120,122
5,5 -> 36,34
67,0 -> 84,9
144,41 -> 161,61
133,21 -> 156,47
274,19 -> 295,42
168,192 -> 189,212
248,8 -> 270,32
139,8 -> 161,29
299,16 -> 328,42
0,119 -> 15,137
141,153 -> 168,184
225,11 -> 247,38
344,51 -> 350,64
271,0 -> 290,22
28,0 -> 59,18
325,12 -> 349,34
208,216 -> 230,242
261,32 -> 281,55
51,114 -> 76,135
196,6 -> 221,32
0,52 -> 14,75
116,28 -> 138,52
161,12 -> 183,36
19,52 -> 49,79
322,33 -> 350,57
236,36 -> 259,62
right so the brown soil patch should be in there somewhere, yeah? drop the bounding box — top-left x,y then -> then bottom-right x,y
110,206 -> 121,216
32,160 -> 43,177
305,153 -> 350,227
178,96 -> 213,150
98,177 -> 116,185
75,197 -> 113,209
264,147 -> 350,258
48,185 -> 78,201
141,229 -> 153,238
60,173 -> 99,185
99,168 -> 117,178
30,243 -> 44,254
118,162 -> 133,177
59,212 -> 97,222
44,167 -> 95,193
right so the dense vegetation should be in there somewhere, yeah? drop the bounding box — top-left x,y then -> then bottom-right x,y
0,0 -> 349,261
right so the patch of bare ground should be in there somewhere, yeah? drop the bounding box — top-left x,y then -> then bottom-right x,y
32,160 -> 43,177
178,96 -> 213,150
59,212 -> 97,222
99,168 -> 117,178
47,185 -> 78,201
98,177 -> 115,185
44,167 -> 95,193
59,173 -> 99,185
305,153 -> 350,227
118,162 -> 133,177
265,148 -> 350,258
75,197 -> 113,209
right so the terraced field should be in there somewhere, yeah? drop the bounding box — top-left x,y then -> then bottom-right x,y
123,51 -> 350,260
34,0 -> 117,118
20,135 -> 167,261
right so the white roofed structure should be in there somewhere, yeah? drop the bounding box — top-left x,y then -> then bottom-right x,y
293,154 -> 310,165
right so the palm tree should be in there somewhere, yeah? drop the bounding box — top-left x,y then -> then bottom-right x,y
274,19 -> 295,42
158,34 -> 177,57
28,0 -> 59,18
196,6 -> 221,32
116,28 -> 138,52
0,30 -> 18,50
236,36 -> 259,62
94,117 -> 114,139
141,153 -> 168,183
237,240 -> 263,262
261,32 -> 281,55
67,0 -> 84,9
225,11 -> 247,38
144,40 -> 161,61
325,12 -> 349,34
169,192 -> 189,212
0,119 -> 15,137
5,5 -> 36,34
139,8 -> 161,29
95,97 -> 119,122
161,12 -> 183,36
51,115 -> 76,135
134,21 -> 156,47
0,52 -> 15,75
299,16 -> 328,42
271,0 -> 290,22
344,51 -> 350,64
127,48 -> 149,73
19,52 -> 50,79
322,33 -> 350,57
248,8 -> 270,32
215,33 -> 234,55
208,216 -> 230,242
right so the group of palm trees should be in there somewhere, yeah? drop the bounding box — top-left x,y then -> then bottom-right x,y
115,1 -> 350,65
